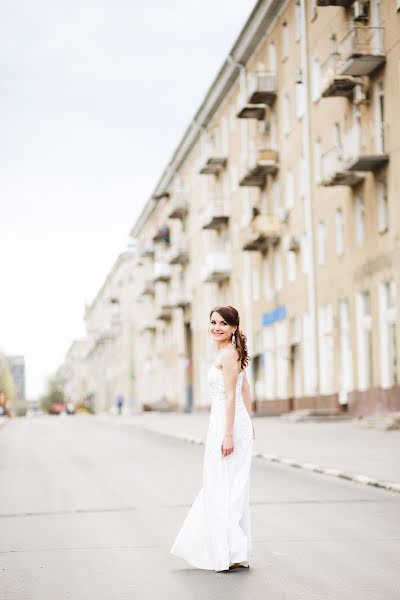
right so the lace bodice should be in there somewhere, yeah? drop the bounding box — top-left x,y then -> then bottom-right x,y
207,364 -> 252,439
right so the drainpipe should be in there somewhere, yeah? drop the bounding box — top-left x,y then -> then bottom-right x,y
299,0 -> 320,398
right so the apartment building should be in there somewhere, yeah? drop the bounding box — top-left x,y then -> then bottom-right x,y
128,0 -> 400,417
83,250 -> 137,413
63,340 -> 88,408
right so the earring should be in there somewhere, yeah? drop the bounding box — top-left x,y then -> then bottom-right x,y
231,331 -> 236,346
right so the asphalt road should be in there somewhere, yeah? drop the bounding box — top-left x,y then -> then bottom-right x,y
0,415 -> 399,600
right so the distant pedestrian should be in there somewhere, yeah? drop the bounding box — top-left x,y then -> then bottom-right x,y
170,305 -> 255,572
115,393 -> 124,415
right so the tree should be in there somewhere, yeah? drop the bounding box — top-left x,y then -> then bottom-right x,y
40,371 -> 66,414
0,353 -> 17,415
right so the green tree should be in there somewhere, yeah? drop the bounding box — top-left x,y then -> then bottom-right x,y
0,353 -> 17,415
40,371 -> 66,414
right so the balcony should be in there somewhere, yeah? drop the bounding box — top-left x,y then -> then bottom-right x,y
168,195 -> 188,219
341,125 -> 389,172
156,307 -> 172,321
141,278 -> 155,296
321,146 -> 364,187
247,72 -> 277,106
153,225 -> 170,244
140,320 -> 156,334
321,53 -> 358,98
202,251 -> 231,283
139,240 -> 154,258
237,93 -> 266,120
242,214 -> 281,252
339,27 -> 385,76
316,0 -> 353,5
153,261 -> 171,283
169,287 -> 192,308
168,243 -> 189,265
239,148 -> 279,187
202,198 -> 229,230
199,157 -> 227,176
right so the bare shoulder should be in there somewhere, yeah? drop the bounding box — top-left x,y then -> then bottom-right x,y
220,345 -> 239,369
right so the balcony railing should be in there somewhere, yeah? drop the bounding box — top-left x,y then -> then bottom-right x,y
168,243 -> 189,265
140,319 -> 156,333
316,0 -> 353,6
139,240 -> 154,258
141,278 -> 155,296
342,124 -> 389,172
339,27 -> 385,76
321,52 -> 358,98
202,198 -> 229,230
202,251 -> 231,283
168,195 -> 188,219
248,72 -> 277,106
239,148 -> 279,187
199,156 -> 227,176
169,287 -> 192,309
242,214 -> 281,252
321,146 -> 364,187
153,261 -> 172,282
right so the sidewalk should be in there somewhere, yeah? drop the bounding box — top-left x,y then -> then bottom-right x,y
99,412 -> 400,493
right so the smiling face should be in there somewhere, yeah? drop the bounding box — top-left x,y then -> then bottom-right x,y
209,311 -> 236,344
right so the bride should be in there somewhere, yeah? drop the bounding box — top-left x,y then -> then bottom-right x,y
170,305 -> 255,572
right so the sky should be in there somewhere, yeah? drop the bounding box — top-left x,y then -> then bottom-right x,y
0,0 -> 256,399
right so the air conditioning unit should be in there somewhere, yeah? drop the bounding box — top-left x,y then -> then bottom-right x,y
352,1 -> 369,22
353,82 -> 367,105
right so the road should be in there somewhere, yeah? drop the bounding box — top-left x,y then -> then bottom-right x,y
0,415 -> 399,600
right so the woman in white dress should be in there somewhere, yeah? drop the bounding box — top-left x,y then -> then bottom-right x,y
170,305 -> 255,572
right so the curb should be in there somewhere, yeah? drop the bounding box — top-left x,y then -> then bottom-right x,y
98,417 -> 400,495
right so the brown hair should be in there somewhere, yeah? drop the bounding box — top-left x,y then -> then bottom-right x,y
209,305 -> 250,371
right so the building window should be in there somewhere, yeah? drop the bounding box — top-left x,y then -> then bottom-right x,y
312,57 -> 321,102
377,180 -> 389,233
269,42 -> 277,71
252,262 -> 260,302
263,255 -> 272,300
274,250 -> 283,290
301,232 -> 309,274
295,2 -> 302,42
287,250 -> 297,282
338,299 -> 353,405
285,169 -> 294,208
282,22 -> 289,61
272,179 -> 281,213
355,195 -> 365,245
314,140 -> 322,183
335,208 -> 344,256
276,321 -> 288,398
375,81 -> 385,153
318,304 -> 334,394
296,79 -> 305,120
283,93 -> 291,136
317,222 -> 326,265
356,290 -> 373,390
379,280 -> 398,388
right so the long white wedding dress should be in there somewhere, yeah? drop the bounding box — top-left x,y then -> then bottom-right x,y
170,364 -> 254,571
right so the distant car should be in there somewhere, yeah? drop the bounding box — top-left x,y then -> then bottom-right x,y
49,402 -> 66,415
66,402 -> 75,415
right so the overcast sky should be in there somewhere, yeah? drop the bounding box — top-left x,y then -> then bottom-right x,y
0,0 -> 255,399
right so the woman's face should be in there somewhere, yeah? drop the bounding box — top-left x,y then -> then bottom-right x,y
209,311 -> 236,343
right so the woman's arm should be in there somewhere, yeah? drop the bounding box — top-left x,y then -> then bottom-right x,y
221,347 -> 238,457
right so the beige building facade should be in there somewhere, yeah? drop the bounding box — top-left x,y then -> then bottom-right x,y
82,251 -> 137,413
129,0 -> 400,417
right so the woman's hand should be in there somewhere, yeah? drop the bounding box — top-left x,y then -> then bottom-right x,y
221,433 -> 234,457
